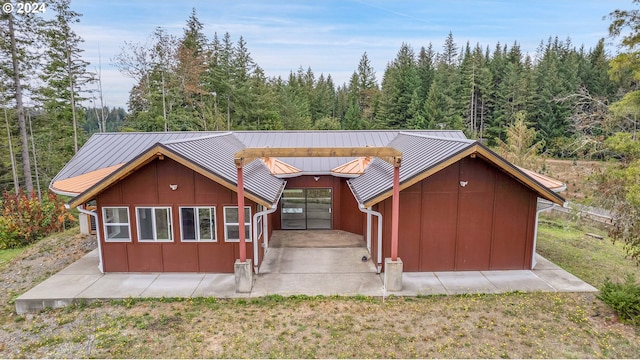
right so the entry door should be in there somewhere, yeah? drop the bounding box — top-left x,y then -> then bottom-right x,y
281,189 -> 306,229
281,188 -> 332,230
306,188 -> 332,229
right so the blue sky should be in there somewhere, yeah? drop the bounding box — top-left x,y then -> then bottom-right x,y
70,0 -> 629,109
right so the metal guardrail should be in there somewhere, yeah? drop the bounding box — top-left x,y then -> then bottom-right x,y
551,202 -> 613,225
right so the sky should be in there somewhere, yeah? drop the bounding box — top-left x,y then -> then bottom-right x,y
69,0 -> 630,109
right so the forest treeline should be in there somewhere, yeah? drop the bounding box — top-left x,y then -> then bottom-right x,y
0,3 -> 637,196
115,9 -> 619,157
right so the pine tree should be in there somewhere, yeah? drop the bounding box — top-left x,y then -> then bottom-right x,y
39,0 -> 94,155
376,43 -> 419,128
0,7 -> 46,192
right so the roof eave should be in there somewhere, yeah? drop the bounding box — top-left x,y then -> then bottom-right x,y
360,143 -> 565,208
67,143 -> 278,209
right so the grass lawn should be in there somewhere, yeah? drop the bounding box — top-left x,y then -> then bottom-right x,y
536,211 -> 638,287
0,248 -> 24,270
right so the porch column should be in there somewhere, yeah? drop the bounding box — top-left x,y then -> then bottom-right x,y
237,166 -> 247,262
234,165 -> 252,293
391,164 -> 400,260
385,163 -> 403,291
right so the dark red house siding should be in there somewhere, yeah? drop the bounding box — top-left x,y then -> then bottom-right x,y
375,156 -> 537,272
272,175 -> 364,236
96,157 -> 266,273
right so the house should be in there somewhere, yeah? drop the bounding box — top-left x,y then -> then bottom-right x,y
50,130 -> 565,290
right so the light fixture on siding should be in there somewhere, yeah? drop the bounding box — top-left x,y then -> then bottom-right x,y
459,181 -> 468,187
314,176 -> 320,181
169,184 -> 178,191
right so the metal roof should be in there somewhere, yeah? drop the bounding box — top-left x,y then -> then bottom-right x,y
160,134 -> 284,205
51,129 -> 563,209
52,130 -> 466,183
234,130 -> 465,174
52,131 -> 227,183
348,133 -> 476,205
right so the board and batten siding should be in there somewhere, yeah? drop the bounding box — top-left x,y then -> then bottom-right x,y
96,157 -> 265,273
372,156 -> 537,272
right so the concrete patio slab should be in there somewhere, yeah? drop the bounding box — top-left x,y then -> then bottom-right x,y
395,272 -> 447,296
57,250 -> 102,275
15,245 -> 598,314
436,271 -> 499,295
141,273 -> 206,297
192,274 -> 241,298
535,269 -> 598,292
482,270 -> 556,292
259,247 -> 375,274
77,274 -> 159,298
251,273 -> 383,297
18,274 -> 102,300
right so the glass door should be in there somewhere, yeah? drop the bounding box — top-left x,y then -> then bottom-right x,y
305,188 -> 332,230
281,189 -> 306,229
281,188 -> 333,230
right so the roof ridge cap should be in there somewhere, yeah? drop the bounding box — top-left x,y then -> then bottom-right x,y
161,132 -> 234,145
397,131 -> 475,144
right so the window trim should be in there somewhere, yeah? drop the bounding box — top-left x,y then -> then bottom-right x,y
223,206 -> 252,243
135,206 -> 173,243
102,206 -> 131,243
179,206 -> 217,242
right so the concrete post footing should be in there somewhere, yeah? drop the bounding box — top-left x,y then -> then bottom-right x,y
234,259 -> 253,293
384,257 -> 403,291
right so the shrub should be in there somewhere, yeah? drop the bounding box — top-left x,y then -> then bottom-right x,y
0,190 -> 75,249
598,274 -> 640,326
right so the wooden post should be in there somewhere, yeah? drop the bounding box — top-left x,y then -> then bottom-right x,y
391,165 -> 400,261
237,166 -> 247,262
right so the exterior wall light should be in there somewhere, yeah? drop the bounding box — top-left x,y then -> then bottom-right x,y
169,184 -> 178,191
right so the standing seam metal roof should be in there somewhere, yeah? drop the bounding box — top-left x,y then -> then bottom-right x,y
347,133 -> 476,205
160,134 -> 285,205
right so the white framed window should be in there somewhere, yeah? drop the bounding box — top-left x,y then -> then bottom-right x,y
102,207 -> 131,242
180,206 -> 216,242
223,206 -> 252,242
136,207 -> 173,242
256,204 -> 264,240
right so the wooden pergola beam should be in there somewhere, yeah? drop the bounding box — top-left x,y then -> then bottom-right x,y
234,147 -> 402,167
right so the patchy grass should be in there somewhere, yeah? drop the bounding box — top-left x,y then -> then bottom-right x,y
537,212 -> 637,287
5,294 -> 639,358
0,248 -> 24,270
1,217 -> 640,358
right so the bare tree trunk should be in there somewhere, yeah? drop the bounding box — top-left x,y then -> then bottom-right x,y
8,13 -> 33,193
66,40 -> 79,153
97,47 -> 107,132
4,107 -> 19,193
162,71 -> 167,131
27,110 -> 41,200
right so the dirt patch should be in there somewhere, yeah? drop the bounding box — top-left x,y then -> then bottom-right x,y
542,159 -> 612,202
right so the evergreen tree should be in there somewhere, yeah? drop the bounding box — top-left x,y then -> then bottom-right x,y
38,0 -> 94,154
376,43 -> 419,128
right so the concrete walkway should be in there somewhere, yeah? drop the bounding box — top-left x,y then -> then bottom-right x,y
15,246 -> 597,314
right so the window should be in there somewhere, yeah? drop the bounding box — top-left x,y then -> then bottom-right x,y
103,207 -> 131,242
223,206 -> 251,242
136,207 -> 173,242
256,204 -> 264,240
180,207 -> 216,242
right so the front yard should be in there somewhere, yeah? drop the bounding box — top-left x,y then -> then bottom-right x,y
0,212 -> 638,358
